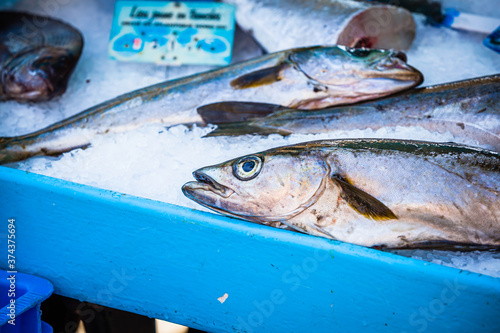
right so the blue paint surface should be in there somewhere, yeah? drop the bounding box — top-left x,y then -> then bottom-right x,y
0,166 -> 499,332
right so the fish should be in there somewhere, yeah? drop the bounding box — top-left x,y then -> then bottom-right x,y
0,11 -> 83,102
0,45 -> 422,164
224,0 -> 416,52
203,75 -> 500,152
182,139 -> 500,249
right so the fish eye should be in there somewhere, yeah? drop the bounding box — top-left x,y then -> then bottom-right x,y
233,155 -> 263,181
346,48 -> 372,58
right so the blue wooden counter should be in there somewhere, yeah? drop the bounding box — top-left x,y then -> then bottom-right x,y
0,166 -> 499,332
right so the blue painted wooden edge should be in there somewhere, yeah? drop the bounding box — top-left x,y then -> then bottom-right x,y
0,166 -> 499,332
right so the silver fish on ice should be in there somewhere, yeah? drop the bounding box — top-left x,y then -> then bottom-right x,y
183,139 -> 500,249
0,45 -> 422,164
204,75 -> 500,152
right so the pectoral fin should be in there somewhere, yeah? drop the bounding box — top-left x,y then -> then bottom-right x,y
230,63 -> 289,89
333,175 -> 397,220
197,101 -> 287,124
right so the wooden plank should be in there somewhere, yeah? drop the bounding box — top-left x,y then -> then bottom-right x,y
0,166 -> 499,332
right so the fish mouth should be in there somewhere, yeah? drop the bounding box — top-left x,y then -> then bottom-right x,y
376,67 -> 423,85
2,70 -> 56,101
182,170 -> 234,200
373,53 -> 423,84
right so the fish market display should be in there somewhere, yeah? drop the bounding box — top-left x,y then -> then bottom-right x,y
205,75 -> 500,151
0,45 -> 422,164
0,11 -> 83,102
183,139 -> 500,249
224,0 -> 416,52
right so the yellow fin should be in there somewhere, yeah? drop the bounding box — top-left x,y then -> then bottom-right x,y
333,175 -> 397,221
230,63 -> 289,89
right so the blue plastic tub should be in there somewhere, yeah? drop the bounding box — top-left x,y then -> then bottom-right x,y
0,270 -> 53,333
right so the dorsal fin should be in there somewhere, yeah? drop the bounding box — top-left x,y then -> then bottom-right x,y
197,101 -> 287,124
332,175 -> 397,220
230,63 -> 289,89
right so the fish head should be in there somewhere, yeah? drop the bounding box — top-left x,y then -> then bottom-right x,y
1,47 -> 78,101
182,150 -> 329,222
288,45 -> 423,108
